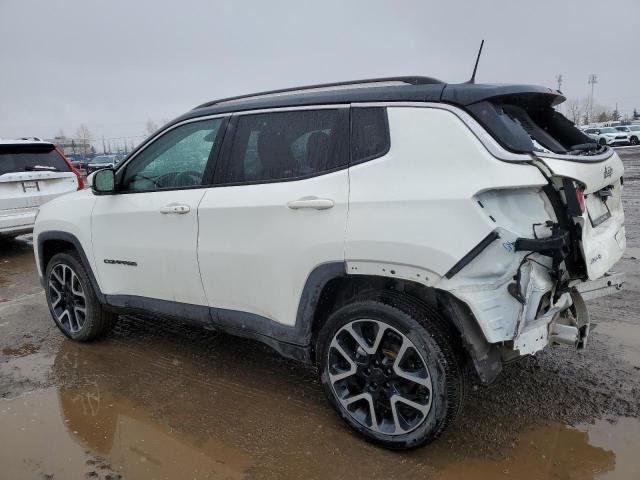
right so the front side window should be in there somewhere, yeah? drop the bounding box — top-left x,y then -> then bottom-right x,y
119,118 -> 223,192
219,109 -> 347,184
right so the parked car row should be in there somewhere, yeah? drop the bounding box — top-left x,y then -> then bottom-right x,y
583,127 -> 631,146
85,154 -> 124,174
581,125 -> 640,146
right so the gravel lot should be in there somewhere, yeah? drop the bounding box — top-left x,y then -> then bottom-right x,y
1,147 -> 639,479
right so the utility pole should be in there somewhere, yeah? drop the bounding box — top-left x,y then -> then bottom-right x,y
555,74 -> 564,113
588,74 -> 598,124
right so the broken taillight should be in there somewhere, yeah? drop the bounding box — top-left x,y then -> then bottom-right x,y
575,187 -> 586,214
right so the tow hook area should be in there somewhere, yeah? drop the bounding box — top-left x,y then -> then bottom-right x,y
549,289 -> 590,349
514,224 -> 570,275
507,225 -> 570,305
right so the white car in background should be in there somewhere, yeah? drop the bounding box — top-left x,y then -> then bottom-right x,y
614,125 -> 640,145
584,127 -> 630,146
0,138 -> 83,238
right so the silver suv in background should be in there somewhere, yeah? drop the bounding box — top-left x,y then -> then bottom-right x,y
584,127 -> 630,146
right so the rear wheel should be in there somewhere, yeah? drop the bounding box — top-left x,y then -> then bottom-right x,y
317,297 -> 465,450
45,252 -> 117,341
631,136 -> 638,145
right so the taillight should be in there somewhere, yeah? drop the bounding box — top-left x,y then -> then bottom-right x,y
56,148 -> 84,190
575,187 -> 586,214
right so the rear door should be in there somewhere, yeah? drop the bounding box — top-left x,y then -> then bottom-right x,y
91,117 -> 227,308
197,107 -> 349,327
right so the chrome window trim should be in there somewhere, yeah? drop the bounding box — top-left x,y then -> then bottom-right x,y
117,105 -> 349,174
353,101 -> 616,164
351,101 -> 533,163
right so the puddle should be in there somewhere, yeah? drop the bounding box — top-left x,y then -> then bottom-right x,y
0,388 -> 252,480
428,419 -> 640,480
1,337 -> 639,480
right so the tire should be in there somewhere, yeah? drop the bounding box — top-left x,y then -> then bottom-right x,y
631,136 -> 638,146
45,251 -> 117,341
317,294 -> 465,450
598,138 -> 606,146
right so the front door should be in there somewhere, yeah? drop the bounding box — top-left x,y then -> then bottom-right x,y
92,117 -> 226,308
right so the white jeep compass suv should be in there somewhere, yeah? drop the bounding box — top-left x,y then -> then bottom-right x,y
33,77 -> 626,449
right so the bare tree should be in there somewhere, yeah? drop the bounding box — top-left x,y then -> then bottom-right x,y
566,98 -> 582,124
145,120 -> 159,136
75,124 -> 92,159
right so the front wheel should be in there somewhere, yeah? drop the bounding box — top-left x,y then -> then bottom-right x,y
599,138 -> 607,146
317,298 -> 465,450
45,252 -> 117,341
630,136 -> 639,145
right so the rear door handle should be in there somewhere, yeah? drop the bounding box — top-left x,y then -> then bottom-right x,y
287,197 -> 334,210
159,204 -> 190,214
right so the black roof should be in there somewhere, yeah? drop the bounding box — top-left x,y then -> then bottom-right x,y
173,76 -> 565,124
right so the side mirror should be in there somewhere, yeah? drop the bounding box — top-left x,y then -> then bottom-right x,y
91,168 -> 116,194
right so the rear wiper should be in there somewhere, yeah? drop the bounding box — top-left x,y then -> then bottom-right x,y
24,165 -> 60,171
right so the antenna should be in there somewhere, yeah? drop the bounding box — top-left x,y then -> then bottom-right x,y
467,40 -> 485,84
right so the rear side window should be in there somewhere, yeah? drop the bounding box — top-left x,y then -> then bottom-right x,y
350,107 -> 390,164
220,109 -> 348,184
0,144 -> 70,176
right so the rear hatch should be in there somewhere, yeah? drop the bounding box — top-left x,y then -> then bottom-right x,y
0,142 -> 79,211
535,152 -> 625,280
462,90 -> 625,280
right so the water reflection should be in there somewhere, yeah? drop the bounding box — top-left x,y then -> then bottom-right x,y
41,338 -> 632,479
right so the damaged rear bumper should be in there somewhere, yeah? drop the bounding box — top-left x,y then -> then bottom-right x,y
575,271 -> 625,300
512,271 -> 625,356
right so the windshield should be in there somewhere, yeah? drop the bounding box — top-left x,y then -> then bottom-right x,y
600,127 -> 617,133
0,145 -> 70,175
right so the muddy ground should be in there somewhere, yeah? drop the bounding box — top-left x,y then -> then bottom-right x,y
1,148 -> 640,480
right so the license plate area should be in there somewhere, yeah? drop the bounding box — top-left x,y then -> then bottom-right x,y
586,194 -> 611,227
21,181 -> 40,193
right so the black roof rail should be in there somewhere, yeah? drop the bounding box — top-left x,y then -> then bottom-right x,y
194,76 -> 444,109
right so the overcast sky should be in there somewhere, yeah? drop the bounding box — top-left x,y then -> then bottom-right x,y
1,0 -> 639,146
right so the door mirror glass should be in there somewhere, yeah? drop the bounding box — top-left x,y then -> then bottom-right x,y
92,168 -> 115,194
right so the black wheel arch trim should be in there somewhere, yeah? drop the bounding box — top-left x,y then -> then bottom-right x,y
37,231 -> 106,303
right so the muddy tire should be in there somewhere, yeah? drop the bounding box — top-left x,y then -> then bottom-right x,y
317,295 -> 465,450
45,251 -> 117,341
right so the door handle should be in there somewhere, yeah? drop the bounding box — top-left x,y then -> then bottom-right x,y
287,197 -> 334,210
159,204 -> 190,214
